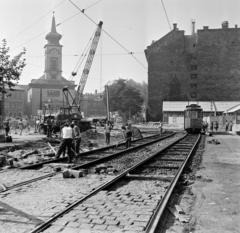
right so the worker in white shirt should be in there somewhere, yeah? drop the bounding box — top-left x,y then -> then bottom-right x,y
55,119 -> 75,163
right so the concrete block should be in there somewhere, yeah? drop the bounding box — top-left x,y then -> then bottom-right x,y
53,167 -> 62,172
62,170 -> 70,178
80,169 -> 88,175
94,167 -> 101,173
0,155 -> 7,167
68,169 -> 83,178
7,158 -> 14,167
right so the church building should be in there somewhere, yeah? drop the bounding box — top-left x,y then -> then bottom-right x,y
27,14 -> 76,117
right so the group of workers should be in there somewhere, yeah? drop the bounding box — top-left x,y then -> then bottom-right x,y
54,119 -> 135,163
202,120 -> 234,132
2,118 -> 30,136
54,119 -> 81,163
103,120 -> 134,149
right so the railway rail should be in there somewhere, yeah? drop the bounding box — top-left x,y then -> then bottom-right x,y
27,133 -> 200,233
0,132 -> 175,192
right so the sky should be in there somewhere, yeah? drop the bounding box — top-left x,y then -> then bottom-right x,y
1,0 -> 240,94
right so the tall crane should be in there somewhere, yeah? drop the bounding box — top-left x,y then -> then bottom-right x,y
63,21 -> 103,114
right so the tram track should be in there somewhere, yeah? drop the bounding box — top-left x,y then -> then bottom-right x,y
27,133 -> 200,233
0,132 -> 184,233
0,132 -> 175,192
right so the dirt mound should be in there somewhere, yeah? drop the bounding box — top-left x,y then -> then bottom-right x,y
132,126 -> 143,139
82,129 -> 105,142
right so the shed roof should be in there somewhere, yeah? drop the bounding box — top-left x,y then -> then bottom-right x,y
163,101 -> 213,112
223,104 -> 240,113
163,101 -> 240,112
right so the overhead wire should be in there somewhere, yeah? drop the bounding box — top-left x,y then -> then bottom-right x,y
24,52 -> 144,57
69,0 -> 147,70
8,0 -> 66,42
9,0 -> 101,51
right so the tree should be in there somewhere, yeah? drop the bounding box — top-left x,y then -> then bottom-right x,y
0,39 -> 26,120
125,79 -> 148,108
103,78 -> 144,123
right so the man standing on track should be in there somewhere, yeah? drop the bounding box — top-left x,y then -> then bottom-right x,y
104,121 -> 111,145
72,120 -> 81,154
125,123 -> 134,148
55,119 -> 75,163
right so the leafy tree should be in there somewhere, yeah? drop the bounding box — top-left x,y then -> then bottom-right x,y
0,39 -> 26,119
125,79 -> 148,108
0,39 -> 26,92
103,78 -> 144,122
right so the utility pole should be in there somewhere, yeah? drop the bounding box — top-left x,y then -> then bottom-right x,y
40,85 -> 42,110
105,85 -> 110,121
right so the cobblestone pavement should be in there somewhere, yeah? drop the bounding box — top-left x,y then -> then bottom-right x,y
43,180 -> 168,233
0,169 -> 53,188
0,174 -> 112,233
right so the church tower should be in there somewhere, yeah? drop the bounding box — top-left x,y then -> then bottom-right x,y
44,12 -> 62,81
27,13 -> 76,117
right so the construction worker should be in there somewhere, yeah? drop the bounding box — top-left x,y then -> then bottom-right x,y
55,119 -> 75,163
18,119 -> 24,136
104,121 -> 111,145
125,123 -> 134,148
3,119 -> 10,137
46,116 -> 53,139
72,120 -> 81,154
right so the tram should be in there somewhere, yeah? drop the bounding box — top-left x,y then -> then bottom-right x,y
184,104 -> 203,133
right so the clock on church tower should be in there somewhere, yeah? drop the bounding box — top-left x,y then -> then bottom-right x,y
50,49 -> 58,55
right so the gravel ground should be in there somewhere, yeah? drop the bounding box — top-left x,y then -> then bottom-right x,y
155,135 -> 205,233
85,133 -> 185,174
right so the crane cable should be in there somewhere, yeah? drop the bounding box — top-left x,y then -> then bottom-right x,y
69,0 -> 147,70
68,30 -> 96,81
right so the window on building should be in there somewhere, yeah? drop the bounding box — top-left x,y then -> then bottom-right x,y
191,65 -> 197,70
190,93 -> 197,99
190,74 -> 197,80
191,83 -> 197,89
51,74 -> 57,79
51,59 -> 57,70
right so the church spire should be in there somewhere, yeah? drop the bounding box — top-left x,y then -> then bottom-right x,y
45,12 -> 62,45
51,12 -> 57,33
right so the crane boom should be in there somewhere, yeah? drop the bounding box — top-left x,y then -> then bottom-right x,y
73,21 -> 103,107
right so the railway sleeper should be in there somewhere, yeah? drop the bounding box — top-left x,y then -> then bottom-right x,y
142,165 -> 180,169
126,174 -> 174,182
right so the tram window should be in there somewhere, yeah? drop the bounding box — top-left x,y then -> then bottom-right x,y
185,111 -> 190,118
191,111 -> 198,119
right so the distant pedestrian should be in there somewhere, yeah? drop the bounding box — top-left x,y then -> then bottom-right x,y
229,121 -> 233,131
214,121 -> 219,131
46,116 -> 53,138
72,120 -> 81,154
3,119 -> 10,137
125,123 -> 134,148
210,121 -> 214,131
55,120 -> 75,163
36,118 -> 40,132
18,119 -> 24,136
104,121 -> 111,145
225,120 -> 229,131
25,119 -> 30,134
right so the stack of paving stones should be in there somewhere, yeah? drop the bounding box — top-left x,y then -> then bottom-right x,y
44,190 -> 161,233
